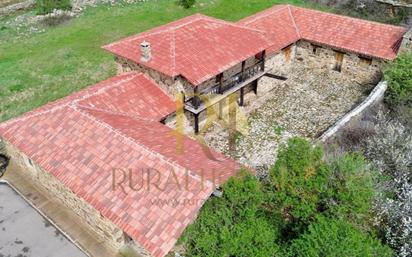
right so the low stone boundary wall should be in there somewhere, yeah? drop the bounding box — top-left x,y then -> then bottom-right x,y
0,0 -> 35,16
318,81 -> 388,142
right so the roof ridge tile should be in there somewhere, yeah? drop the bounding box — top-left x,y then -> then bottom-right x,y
287,5 -> 302,38
291,5 -> 408,30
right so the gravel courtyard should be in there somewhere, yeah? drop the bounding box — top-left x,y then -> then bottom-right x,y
204,54 -> 377,174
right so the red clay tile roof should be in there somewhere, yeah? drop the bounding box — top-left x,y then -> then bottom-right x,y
291,6 -> 407,60
76,74 -> 175,121
239,5 -> 407,60
237,5 -> 300,54
0,72 -> 240,257
87,109 -> 239,183
102,14 -> 273,86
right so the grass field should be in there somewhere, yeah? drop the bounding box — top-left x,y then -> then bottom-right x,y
1,0 -> 324,122
0,0 -> 407,122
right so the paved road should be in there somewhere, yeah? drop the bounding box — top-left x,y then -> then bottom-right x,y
0,182 -> 88,257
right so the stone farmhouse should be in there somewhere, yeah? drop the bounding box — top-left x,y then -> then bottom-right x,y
104,5 -> 410,134
0,4 -> 410,257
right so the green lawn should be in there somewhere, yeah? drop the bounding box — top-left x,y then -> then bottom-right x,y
1,0 -> 319,122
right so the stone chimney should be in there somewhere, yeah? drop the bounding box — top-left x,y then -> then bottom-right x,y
140,41 -> 152,62
401,28 -> 412,52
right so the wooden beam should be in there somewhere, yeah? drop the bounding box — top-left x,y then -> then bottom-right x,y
264,73 -> 288,81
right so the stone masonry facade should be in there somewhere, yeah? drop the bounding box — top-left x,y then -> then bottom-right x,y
116,54 -> 264,134
115,39 -> 383,135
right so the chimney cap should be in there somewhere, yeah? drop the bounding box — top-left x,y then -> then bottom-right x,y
141,40 -> 151,47
140,40 -> 152,62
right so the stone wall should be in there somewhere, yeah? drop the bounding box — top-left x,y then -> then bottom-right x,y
318,80 -> 388,143
117,54 -> 263,133
164,83 -> 257,134
117,40 -> 384,134
295,40 -> 382,83
265,44 -> 297,76
115,56 -> 192,98
401,29 -> 412,51
2,140 -> 150,257
116,55 -> 261,98
0,0 -> 35,16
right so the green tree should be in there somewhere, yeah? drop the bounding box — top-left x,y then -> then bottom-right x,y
384,52 -> 412,108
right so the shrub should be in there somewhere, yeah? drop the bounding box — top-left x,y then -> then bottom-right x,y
178,0 -> 195,9
384,52 -> 412,108
326,153 -> 375,224
268,138 -> 329,224
181,171 -> 283,257
375,178 -> 412,257
365,112 -> 412,256
181,138 -> 389,256
36,0 -> 72,15
289,216 -> 393,257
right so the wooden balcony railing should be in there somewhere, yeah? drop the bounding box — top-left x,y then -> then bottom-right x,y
185,61 -> 266,114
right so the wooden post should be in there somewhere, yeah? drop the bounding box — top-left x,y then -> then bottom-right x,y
260,50 -> 266,71
253,79 -> 258,95
218,73 -> 223,94
181,91 -> 186,103
193,86 -> 200,109
239,87 -> 244,106
241,60 -> 246,81
194,113 -> 199,134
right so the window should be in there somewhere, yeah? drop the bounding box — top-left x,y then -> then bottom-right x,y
311,44 -> 320,54
282,45 -> 292,63
359,56 -> 372,66
334,51 -> 344,72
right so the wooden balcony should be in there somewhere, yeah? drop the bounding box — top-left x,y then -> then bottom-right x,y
185,61 -> 266,114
